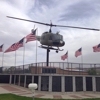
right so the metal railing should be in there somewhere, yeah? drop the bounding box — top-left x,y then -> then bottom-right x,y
0,62 -> 100,75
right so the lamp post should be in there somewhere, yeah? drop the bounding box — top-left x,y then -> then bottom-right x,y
28,83 -> 38,100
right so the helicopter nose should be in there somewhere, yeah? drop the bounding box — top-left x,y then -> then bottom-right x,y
60,41 -> 65,46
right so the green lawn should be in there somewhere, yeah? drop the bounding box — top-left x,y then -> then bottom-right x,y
0,94 -> 100,100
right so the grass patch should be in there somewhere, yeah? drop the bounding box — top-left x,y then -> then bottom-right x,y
0,93 -> 100,100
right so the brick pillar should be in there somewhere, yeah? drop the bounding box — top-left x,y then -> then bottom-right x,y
83,76 -> 86,91
38,76 -> 41,91
73,76 -> 76,92
32,75 -> 34,83
92,76 -> 96,92
24,75 -> 26,87
49,75 -> 52,92
61,76 -> 65,92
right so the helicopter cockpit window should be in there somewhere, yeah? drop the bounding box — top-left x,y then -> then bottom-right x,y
53,35 -> 62,41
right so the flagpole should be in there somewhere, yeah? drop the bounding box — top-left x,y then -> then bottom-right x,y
35,28 -> 38,74
67,54 -> 68,68
2,44 -> 4,68
2,52 -> 4,67
23,39 -> 25,73
67,51 -> 69,74
81,53 -> 83,74
15,51 -> 16,67
67,58 -> 68,64
80,47 -> 83,74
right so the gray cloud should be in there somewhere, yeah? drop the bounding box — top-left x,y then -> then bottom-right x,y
34,0 -> 55,7
59,0 -> 100,22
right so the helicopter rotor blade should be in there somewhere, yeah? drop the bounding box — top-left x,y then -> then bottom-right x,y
54,25 -> 100,31
7,16 -> 100,31
7,16 -> 51,26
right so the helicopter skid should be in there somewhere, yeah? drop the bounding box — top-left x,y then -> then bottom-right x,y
38,45 -> 63,51
58,47 -> 63,51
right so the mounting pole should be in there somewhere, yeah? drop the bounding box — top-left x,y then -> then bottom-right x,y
46,47 -> 50,66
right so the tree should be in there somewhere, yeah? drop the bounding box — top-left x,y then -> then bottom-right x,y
87,68 -> 97,75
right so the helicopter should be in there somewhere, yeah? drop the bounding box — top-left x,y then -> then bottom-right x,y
7,16 -> 100,53
36,30 -> 65,53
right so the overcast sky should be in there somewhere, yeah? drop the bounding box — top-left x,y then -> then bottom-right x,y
0,0 -> 100,67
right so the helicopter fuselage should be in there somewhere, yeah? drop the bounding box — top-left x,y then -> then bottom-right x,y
38,32 -> 65,47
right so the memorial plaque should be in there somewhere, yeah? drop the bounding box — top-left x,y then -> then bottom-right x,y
0,75 -> 10,83
52,76 -> 61,92
65,76 -> 73,92
0,67 -> 2,73
11,75 -> 15,84
20,75 -> 25,87
75,77 -> 83,91
41,76 -> 49,91
42,68 -> 56,73
86,77 -> 92,91
96,77 -> 100,91
15,75 -> 19,85
26,75 -> 32,88
34,76 -> 38,90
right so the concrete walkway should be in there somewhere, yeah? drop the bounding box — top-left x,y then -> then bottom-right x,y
0,84 -> 100,99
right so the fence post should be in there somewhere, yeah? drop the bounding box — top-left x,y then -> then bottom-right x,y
24,75 -> 26,87
71,63 -> 72,75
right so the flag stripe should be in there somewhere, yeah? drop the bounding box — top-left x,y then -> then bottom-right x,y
4,38 -> 24,53
15,37 -> 24,50
93,44 -> 100,52
4,43 -> 18,53
75,48 -> 82,57
26,29 -> 37,43
61,51 -> 68,60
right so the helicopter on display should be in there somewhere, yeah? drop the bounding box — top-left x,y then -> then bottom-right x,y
36,31 -> 65,53
7,16 -> 100,53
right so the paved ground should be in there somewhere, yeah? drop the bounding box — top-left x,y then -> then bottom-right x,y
0,84 -> 100,99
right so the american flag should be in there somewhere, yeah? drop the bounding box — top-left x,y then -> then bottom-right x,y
75,48 -> 82,57
16,37 -> 24,50
61,51 -> 68,60
0,44 -> 3,52
93,44 -> 100,52
4,43 -> 18,53
26,29 -> 37,43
